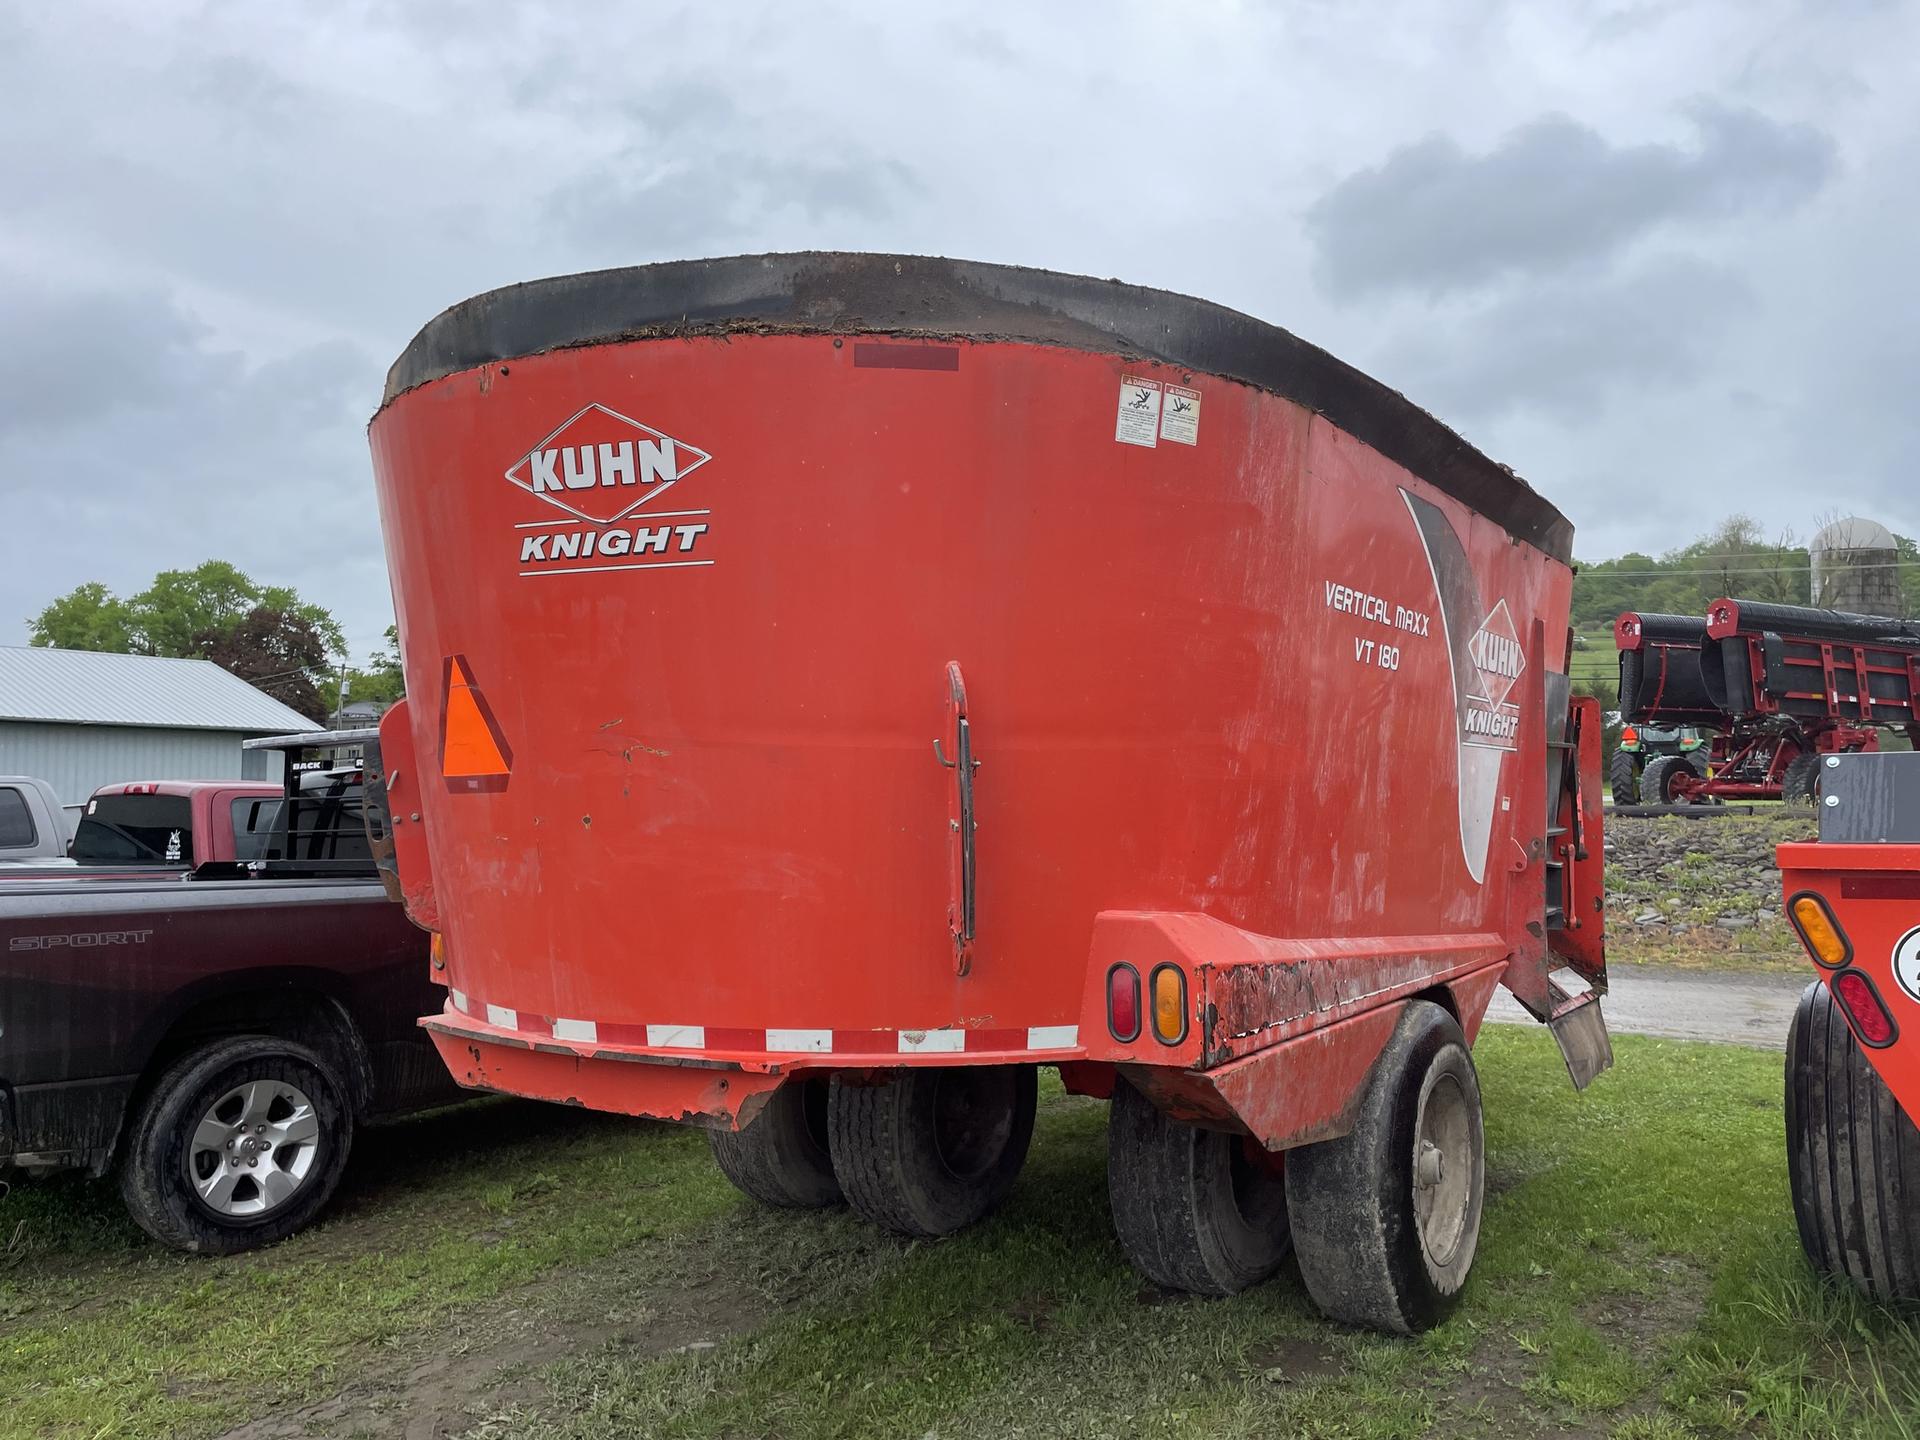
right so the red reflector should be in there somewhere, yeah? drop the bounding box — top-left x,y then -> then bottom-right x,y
1107,964 -> 1141,1042
1834,971 -> 1895,1047
1621,727 -> 1638,746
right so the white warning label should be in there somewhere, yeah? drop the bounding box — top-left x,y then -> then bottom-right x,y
1160,384 -> 1201,445
1115,376 -> 1162,447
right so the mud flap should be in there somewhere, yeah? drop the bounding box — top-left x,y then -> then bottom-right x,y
1548,993 -> 1613,1092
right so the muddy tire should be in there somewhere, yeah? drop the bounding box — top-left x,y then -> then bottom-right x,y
1609,750 -> 1640,808
1107,1077 -> 1291,1295
1286,1001 -> 1485,1334
1782,752 -> 1821,806
828,1066 -> 1035,1237
1639,754 -> 1695,806
1786,981 -> 1920,1302
118,1035 -> 353,1255
708,1075 -> 842,1208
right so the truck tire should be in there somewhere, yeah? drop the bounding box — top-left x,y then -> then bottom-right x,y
1285,1001 -> 1485,1334
708,1075 -> 842,1208
1639,754 -> 1695,806
1107,1076 -> 1290,1295
1782,752 -> 1821,806
1786,981 -> 1920,1302
828,1066 -> 1035,1237
1608,750 -> 1640,808
118,1035 -> 353,1255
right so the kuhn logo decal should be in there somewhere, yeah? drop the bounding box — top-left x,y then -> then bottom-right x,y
1462,598 -> 1523,749
507,403 -> 715,578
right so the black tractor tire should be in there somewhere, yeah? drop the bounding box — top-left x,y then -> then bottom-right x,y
1639,754 -> 1696,806
1107,1076 -> 1291,1296
1786,981 -> 1920,1302
708,1075 -> 842,1209
1782,752 -> 1821,806
1608,750 -> 1640,808
118,1035 -> 354,1255
1286,1002 -> 1486,1334
828,1066 -> 1036,1237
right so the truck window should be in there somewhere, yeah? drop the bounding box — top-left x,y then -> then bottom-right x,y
231,797 -> 286,862
71,794 -> 194,864
0,787 -> 37,849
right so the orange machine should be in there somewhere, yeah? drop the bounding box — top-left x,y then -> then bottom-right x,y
364,254 -> 1609,1332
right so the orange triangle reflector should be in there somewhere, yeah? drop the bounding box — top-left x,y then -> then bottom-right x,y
441,655 -> 512,790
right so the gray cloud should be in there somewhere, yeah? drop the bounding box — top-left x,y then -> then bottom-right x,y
0,0 -> 1915,660
1380,255 -> 1753,423
0,279 -> 384,648
1306,105 -> 1836,299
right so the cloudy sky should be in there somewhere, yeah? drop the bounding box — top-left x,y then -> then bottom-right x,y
3,1 -> 1915,658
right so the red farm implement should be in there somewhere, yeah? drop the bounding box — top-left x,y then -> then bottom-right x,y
1777,751 -> 1920,1302
1617,601 -> 1920,805
364,253 -> 1611,1335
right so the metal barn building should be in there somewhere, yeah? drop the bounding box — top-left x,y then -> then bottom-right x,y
0,647 -> 316,806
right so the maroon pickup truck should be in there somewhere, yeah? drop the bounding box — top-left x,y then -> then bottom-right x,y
0,741 -> 458,1253
0,779 -> 283,880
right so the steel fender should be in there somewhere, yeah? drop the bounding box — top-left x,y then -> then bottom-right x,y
376,700 -> 440,931
425,1026 -> 783,1130
1120,1000 -> 1409,1151
1077,910 -> 1508,1071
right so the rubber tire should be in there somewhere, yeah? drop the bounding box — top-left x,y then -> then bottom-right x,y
117,1035 -> 353,1255
1107,1076 -> 1291,1295
1782,752 -> 1821,806
708,1075 -> 842,1208
828,1066 -> 1036,1237
1639,753 -> 1695,806
1609,750 -> 1640,808
1285,1002 -> 1485,1334
1786,981 -> 1920,1302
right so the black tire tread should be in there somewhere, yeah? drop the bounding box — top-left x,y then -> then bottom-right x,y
1639,753 -> 1693,806
1786,981 -> 1920,1302
1782,752 -> 1821,806
1609,750 -> 1640,808
117,1034 -> 352,1256
828,1068 -> 1035,1238
708,1077 -> 842,1209
1285,1002 -> 1484,1334
1107,1077 -> 1290,1295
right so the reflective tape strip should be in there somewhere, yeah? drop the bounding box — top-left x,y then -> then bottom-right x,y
898,1029 -> 965,1054
450,990 -> 470,1015
485,1003 -> 518,1029
766,1028 -> 833,1053
646,1024 -> 705,1049
1026,1024 -> 1078,1050
552,1018 -> 598,1044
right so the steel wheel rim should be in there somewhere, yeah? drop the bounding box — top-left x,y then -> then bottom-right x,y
183,1079 -> 321,1218
932,1070 -> 1013,1181
1412,1069 -> 1474,1269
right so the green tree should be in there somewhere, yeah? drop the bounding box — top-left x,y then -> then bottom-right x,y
28,582 -> 136,652
343,625 -> 406,707
27,561 -> 346,711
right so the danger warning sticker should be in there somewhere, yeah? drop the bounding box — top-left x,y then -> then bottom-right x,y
1115,376 -> 1162,447
1160,384 -> 1201,445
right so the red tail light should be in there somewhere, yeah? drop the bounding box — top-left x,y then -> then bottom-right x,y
1833,970 -> 1895,1047
1620,727 -> 1638,746
1107,964 -> 1141,1042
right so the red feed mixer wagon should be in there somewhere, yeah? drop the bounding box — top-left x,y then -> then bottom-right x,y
363,253 -> 1611,1334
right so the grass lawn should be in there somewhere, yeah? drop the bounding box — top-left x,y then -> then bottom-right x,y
2,1028 -> 1916,1439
